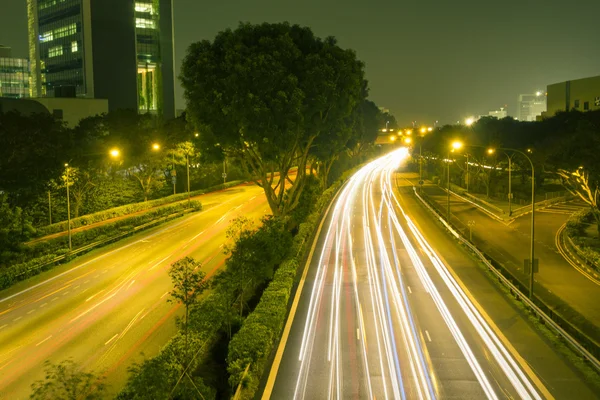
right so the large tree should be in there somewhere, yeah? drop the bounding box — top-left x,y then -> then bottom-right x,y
181,22 -> 365,217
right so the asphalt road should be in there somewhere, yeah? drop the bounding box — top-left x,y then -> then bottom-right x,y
418,183 -> 600,332
0,183 -> 272,399
263,150 -> 569,400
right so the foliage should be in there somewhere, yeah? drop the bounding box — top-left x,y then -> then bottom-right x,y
169,257 -> 209,344
182,22 -> 365,217
29,359 -> 105,400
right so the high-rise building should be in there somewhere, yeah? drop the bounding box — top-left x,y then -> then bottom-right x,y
486,107 -> 507,119
0,45 -> 30,99
27,0 -> 175,119
517,92 -> 546,121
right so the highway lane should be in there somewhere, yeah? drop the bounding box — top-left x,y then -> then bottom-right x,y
0,183 -> 272,399
419,184 -> 600,332
266,150 -> 548,400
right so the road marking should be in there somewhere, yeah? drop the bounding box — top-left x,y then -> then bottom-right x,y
126,280 -> 136,291
407,285 -> 412,294
94,274 -> 100,278
356,328 -> 360,340
86,289 -> 105,302
27,309 -> 35,315
84,280 -> 90,284
187,230 -> 205,243
74,285 -> 80,289
40,303 -> 48,308
425,330 -> 432,342
149,256 -> 170,271
0,324 -> 6,331
13,317 -> 21,322
105,334 -> 119,346
36,335 -> 52,346
249,196 -> 257,201
51,297 -> 58,302
62,291 -> 70,296
216,214 -> 227,225
160,291 -> 169,299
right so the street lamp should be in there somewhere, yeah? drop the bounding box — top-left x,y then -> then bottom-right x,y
152,143 -> 160,151
109,148 -> 120,158
64,163 -> 72,251
404,137 -> 412,144
447,141 -> 463,221
488,148 -> 513,216
465,117 -> 475,126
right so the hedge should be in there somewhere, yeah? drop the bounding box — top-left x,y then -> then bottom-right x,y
35,180 -> 243,237
0,200 -> 202,290
226,163 -> 364,399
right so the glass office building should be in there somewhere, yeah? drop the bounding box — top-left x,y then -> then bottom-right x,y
0,46 -> 30,99
27,0 -> 175,118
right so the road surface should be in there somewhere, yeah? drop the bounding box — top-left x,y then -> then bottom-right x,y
264,150 -> 566,400
0,183 -> 272,399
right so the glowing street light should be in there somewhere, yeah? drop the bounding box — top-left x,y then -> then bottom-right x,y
109,148 -> 120,158
427,127 -> 433,132
420,127 -> 427,134
390,135 -> 396,142
487,148 -> 495,155
447,141 -> 463,221
152,143 -> 160,151
404,137 -> 412,144
452,140 -> 463,150
465,117 -> 475,126
405,129 -> 412,135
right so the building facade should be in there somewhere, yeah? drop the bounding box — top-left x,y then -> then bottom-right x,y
0,46 -> 30,99
517,93 -> 546,121
27,0 -> 174,118
545,75 -> 600,117
487,107 -> 507,119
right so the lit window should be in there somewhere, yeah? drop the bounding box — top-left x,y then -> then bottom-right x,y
71,41 -> 78,52
136,18 -> 155,29
40,32 -> 53,43
49,45 -> 63,58
135,3 -> 154,14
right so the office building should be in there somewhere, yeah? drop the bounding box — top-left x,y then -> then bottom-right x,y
0,46 -> 30,99
486,107 -> 507,119
27,0 -> 175,118
517,92 -> 546,121
545,75 -> 600,117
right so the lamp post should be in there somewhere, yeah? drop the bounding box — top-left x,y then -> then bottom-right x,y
499,147 -> 535,298
488,149 -> 513,216
447,141 -> 463,221
64,163 -> 72,252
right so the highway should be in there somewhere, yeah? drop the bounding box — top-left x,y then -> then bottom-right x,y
0,183 -> 272,399
419,184 -> 600,333
264,149 -> 562,400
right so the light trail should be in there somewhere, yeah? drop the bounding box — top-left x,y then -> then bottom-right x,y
291,149 -> 544,399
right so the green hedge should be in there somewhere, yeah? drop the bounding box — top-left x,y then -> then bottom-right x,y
0,200 -> 202,290
36,180 -> 243,237
226,163 -> 363,399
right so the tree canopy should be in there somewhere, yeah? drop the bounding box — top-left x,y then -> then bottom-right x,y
181,22 -> 366,218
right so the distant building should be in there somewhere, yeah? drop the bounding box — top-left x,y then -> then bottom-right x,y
484,107 -> 507,119
545,75 -> 600,117
517,93 -> 546,121
0,45 -> 30,99
27,0 -> 175,119
378,106 -> 390,114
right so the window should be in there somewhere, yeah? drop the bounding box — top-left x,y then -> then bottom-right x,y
584,101 -> 589,111
574,99 -> 580,108
71,41 -> 78,53
39,23 -> 77,44
49,45 -> 63,58
135,2 -> 154,14
136,18 -> 155,29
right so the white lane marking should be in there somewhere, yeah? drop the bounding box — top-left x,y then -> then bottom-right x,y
249,196 -> 257,201
84,280 -> 90,284
105,334 -> 119,346
126,280 -> 136,291
86,290 -> 104,302
13,317 -> 22,322
0,325 -> 7,331
149,256 -> 170,271
356,328 -> 360,340
407,285 -> 412,294
187,230 -> 205,243
36,335 -> 52,346
425,330 -> 432,342
160,291 -> 169,299
51,297 -> 59,302
93,274 -> 100,278
40,303 -> 48,308
62,291 -> 70,296
215,214 -> 227,225
27,309 -> 35,315
74,285 -> 80,289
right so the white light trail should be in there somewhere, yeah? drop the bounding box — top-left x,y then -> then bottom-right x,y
290,148 -> 543,400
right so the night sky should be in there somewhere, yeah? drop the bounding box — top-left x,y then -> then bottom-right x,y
1,0 -> 599,125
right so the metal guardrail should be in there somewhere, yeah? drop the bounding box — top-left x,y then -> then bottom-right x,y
15,210 -> 193,279
412,186 -> 600,373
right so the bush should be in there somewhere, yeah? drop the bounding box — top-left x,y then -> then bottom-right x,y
35,180 -> 242,237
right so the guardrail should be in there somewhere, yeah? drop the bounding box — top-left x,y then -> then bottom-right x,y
413,186 -> 600,373
14,210 -> 193,279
